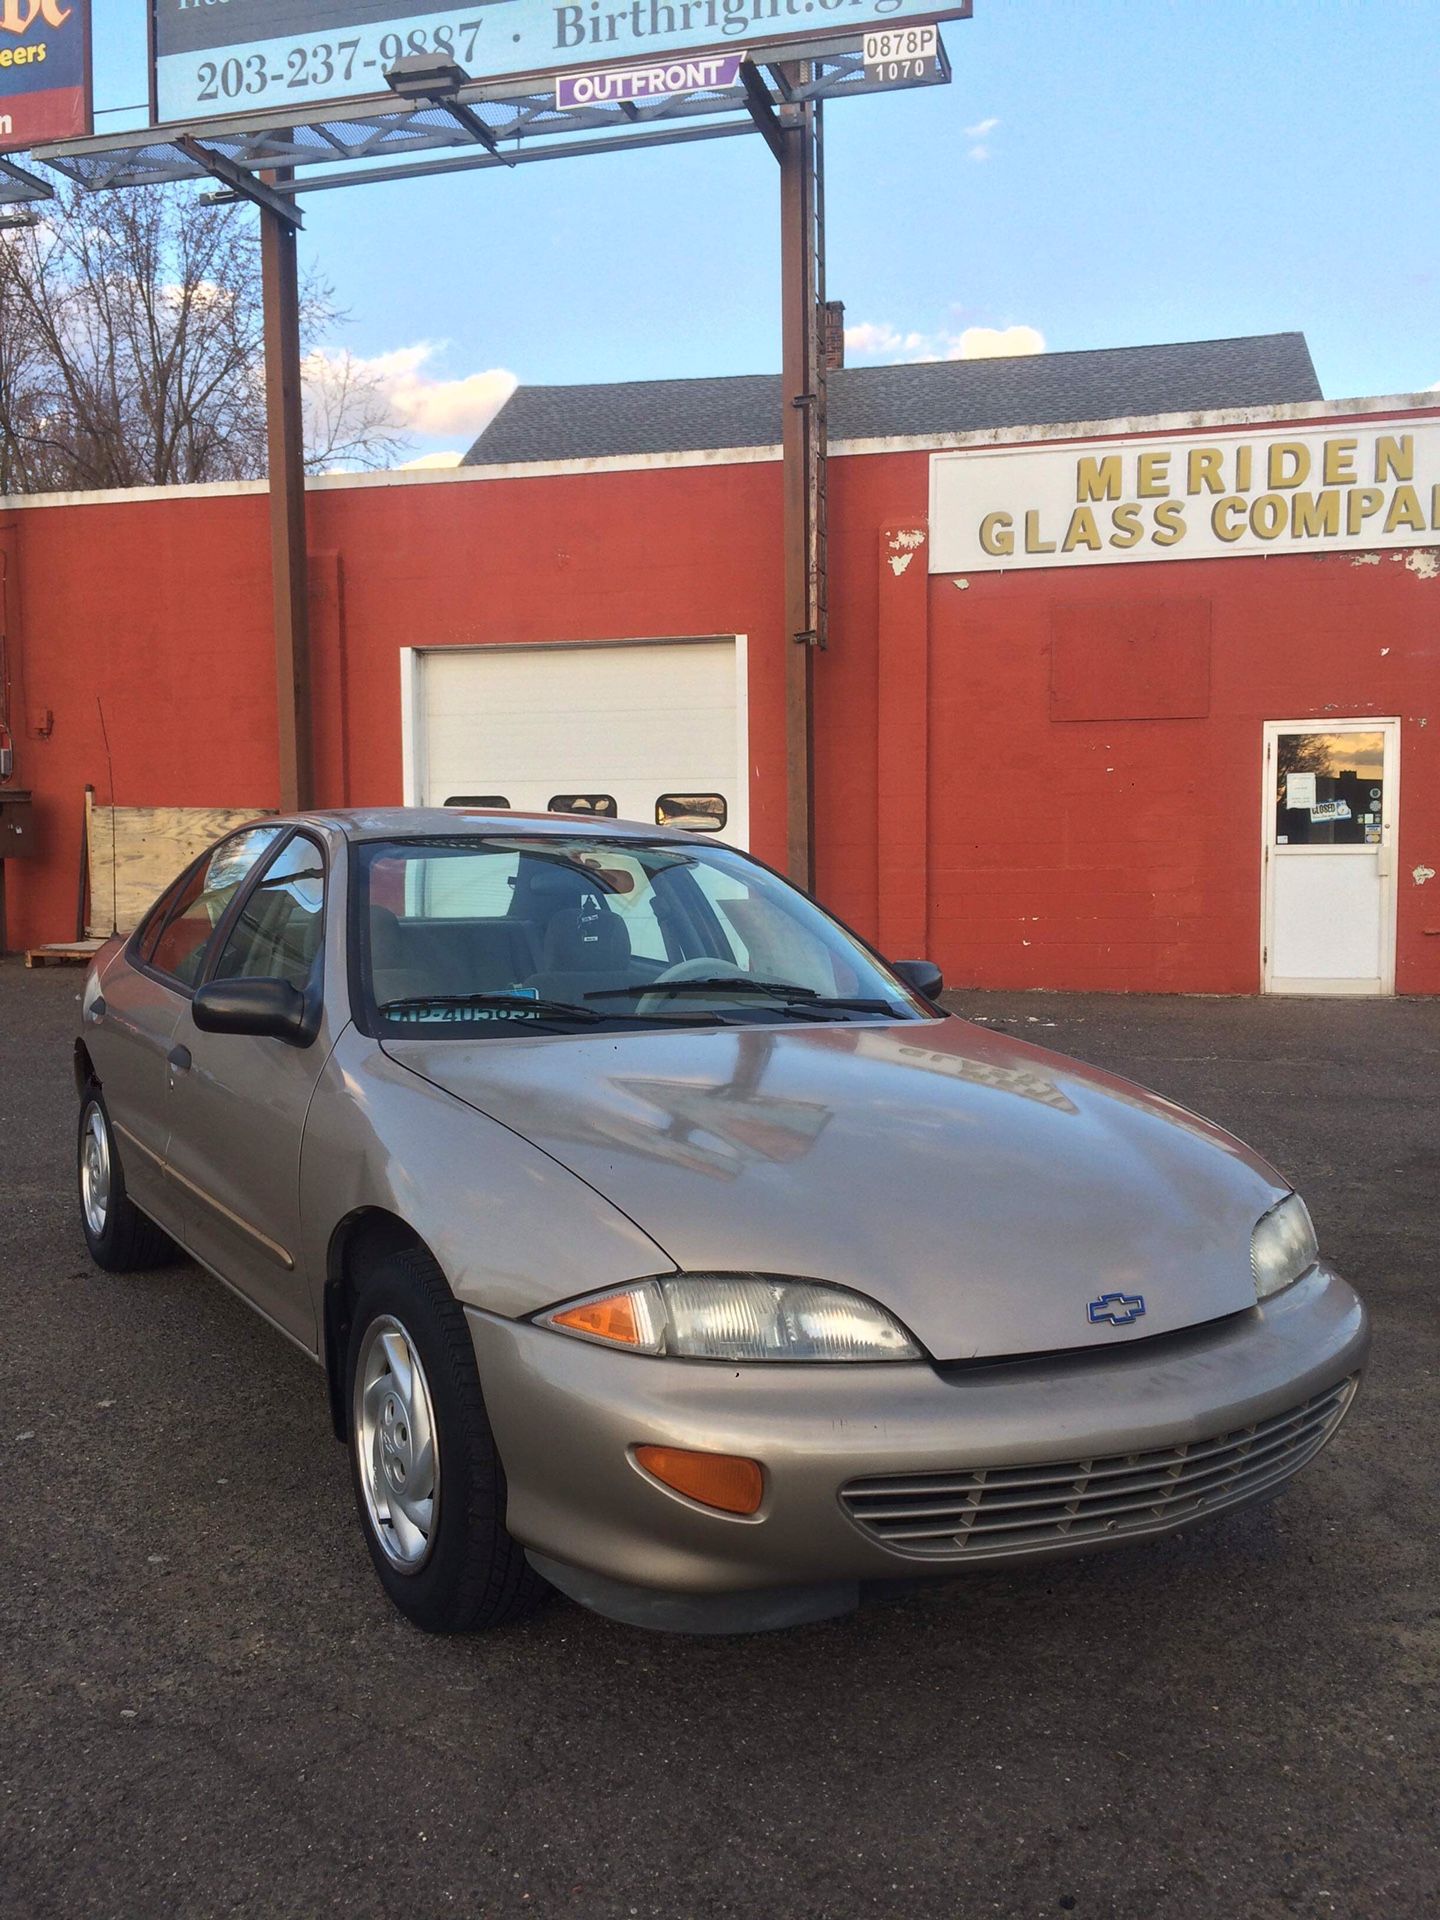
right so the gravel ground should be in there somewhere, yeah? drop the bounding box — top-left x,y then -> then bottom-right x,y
3,959 -> 1436,1920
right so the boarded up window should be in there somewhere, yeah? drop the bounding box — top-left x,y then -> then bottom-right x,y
1050,600 -> 1211,721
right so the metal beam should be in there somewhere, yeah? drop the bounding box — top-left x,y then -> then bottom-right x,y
0,155 -> 54,201
779,81 -> 825,890
259,175 -> 313,813
437,98 -> 515,165
739,60 -> 786,163
175,136 -> 304,228
19,35 -> 949,209
205,120 -> 756,200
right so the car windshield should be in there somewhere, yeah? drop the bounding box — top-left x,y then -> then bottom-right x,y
355,834 -> 933,1036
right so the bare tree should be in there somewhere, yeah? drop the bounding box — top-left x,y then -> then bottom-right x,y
0,181 -> 405,492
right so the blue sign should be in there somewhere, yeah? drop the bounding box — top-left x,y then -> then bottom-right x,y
151,0 -> 966,125
0,0 -> 90,152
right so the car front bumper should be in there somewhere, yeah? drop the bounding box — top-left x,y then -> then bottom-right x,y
465,1263 -> 1368,1631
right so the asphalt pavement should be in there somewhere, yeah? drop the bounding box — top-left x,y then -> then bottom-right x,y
3,959 -> 1436,1920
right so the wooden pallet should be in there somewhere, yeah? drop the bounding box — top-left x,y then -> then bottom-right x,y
25,939 -> 106,969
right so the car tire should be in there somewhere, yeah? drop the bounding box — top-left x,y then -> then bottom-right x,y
78,1085 -> 180,1273
345,1246 -> 548,1633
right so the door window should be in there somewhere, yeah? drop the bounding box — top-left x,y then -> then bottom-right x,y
143,826 -> 282,988
211,834 -> 326,988
1274,731 -> 1384,847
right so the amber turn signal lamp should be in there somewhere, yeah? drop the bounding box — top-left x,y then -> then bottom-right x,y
550,1292 -> 649,1346
634,1445 -> 765,1515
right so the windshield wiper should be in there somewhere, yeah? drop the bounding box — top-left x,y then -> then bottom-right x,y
585,978 -> 902,1017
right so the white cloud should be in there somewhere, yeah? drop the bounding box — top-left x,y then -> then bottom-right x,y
397,449 -> 465,470
305,340 -> 517,443
967,144 -> 991,162
947,324 -> 1046,360
842,321 -> 906,357
844,320 -> 1045,364
964,116 -> 999,138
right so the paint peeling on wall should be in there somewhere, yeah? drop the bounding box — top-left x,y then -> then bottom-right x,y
1414,865 -> 1437,886
1403,549 -> 1438,581
886,527 -> 927,578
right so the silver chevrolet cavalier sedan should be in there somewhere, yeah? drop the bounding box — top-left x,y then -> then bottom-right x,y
76,809 -> 1368,1633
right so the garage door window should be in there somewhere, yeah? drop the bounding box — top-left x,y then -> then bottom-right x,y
656,793 -> 727,832
549,794 -> 617,819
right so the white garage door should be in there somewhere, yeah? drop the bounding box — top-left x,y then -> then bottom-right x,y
408,638 -> 747,845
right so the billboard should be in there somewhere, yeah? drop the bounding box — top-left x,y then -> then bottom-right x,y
150,0 -> 967,126
0,0 -> 91,152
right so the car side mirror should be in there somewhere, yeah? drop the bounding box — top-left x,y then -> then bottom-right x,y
192,977 -> 314,1045
891,959 -> 944,1002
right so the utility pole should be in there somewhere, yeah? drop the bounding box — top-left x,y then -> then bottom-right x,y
173,146 -> 314,813
744,64 -> 828,889
259,172 -> 313,813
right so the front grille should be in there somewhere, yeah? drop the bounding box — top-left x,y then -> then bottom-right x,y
839,1376 -> 1357,1561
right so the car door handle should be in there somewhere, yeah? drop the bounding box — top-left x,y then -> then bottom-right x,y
167,1044 -> 192,1074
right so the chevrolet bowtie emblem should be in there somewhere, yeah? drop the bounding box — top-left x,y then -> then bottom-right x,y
1088,1291 -> 1146,1327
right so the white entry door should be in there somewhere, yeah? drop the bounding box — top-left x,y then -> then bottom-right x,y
404,637 -> 748,846
1262,718 -> 1399,995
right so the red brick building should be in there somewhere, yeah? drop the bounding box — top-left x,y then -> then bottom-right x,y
1,332 -> 1436,994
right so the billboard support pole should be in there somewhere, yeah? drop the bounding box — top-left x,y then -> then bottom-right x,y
259,173 -> 313,814
778,77 -> 825,890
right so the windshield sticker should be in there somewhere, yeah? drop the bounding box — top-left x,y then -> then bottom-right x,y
387,998 -> 542,1025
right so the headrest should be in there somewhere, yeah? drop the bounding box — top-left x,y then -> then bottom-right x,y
543,905 -> 630,972
369,905 -> 405,969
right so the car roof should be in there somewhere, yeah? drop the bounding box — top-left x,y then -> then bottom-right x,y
292,806 -> 702,843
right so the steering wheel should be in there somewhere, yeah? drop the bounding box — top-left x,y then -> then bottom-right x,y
636,957 -> 749,1014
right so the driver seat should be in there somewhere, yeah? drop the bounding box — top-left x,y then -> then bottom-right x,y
527,904 -> 633,1006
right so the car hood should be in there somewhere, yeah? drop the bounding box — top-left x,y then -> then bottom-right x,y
383,1017 -> 1289,1361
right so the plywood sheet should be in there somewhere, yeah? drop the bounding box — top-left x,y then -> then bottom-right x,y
86,803 -> 274,938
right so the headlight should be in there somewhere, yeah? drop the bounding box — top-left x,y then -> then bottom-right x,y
537,1274 -> 923,1362
1251,1193 -> 1319,1300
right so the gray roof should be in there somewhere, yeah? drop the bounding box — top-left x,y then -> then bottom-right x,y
465,333 -> 1321,466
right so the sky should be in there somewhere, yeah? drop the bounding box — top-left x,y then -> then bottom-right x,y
88,0 -> 1436,464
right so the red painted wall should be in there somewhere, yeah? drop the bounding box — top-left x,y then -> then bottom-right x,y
924,549 -> 1440,994
2,435 -> 1437,994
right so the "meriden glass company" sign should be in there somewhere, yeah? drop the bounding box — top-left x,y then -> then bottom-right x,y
929,419 -> 1440,573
